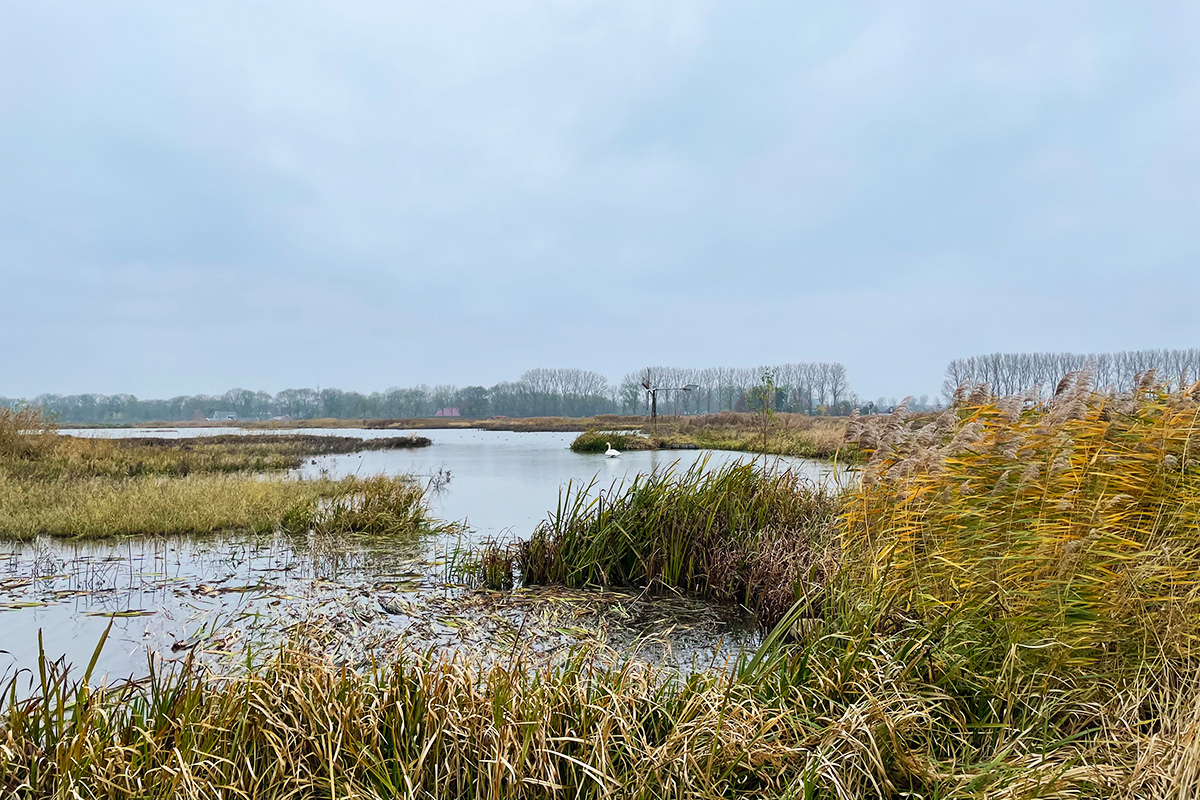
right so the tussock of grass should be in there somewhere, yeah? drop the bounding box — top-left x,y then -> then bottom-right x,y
568,430 -> 650,453
284,475 -> 438,536
516,459 -> 839,628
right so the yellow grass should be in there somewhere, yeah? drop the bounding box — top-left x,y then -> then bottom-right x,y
844,376 -> 1200,672
0,471 -> 345,539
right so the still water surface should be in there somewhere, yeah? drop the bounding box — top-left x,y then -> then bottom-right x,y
1,429 -> 846,681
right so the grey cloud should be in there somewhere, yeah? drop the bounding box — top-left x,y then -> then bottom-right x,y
1,1 -> 1196,400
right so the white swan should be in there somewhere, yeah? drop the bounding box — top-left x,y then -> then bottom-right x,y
605,441 -> 620,458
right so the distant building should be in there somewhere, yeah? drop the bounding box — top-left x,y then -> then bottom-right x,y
434,407 -> 461,417
206,411 -> 238,421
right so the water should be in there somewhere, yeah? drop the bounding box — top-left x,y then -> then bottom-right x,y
1,428 -> 847,682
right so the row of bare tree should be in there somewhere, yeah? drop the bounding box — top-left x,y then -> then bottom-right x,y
942,349 -> 1200,400
619,363 -> 856,416
5,363 -> 859,422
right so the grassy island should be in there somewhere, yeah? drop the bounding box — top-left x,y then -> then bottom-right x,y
572,412 -> 851,459
0,409 -> 434,540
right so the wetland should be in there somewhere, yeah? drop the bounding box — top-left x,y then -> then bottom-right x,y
0,418 -> 844,682
5,381 -> 1200,798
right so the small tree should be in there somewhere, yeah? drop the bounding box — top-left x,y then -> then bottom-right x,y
746,370 -> 776,455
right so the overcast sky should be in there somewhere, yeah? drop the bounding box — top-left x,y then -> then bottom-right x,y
1,2 -> 1197,402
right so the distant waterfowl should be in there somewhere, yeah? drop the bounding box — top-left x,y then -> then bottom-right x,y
605,441 -> 620,458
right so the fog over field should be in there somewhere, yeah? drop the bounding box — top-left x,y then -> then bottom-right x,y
1,2 -> 1196,400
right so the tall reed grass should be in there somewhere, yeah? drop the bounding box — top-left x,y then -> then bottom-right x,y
830,374 -> 1200,797
843,373 -> 1200,676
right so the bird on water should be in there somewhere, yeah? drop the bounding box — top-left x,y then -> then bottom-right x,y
605,441 -> 620,458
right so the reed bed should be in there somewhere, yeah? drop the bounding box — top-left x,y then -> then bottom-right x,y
832,373 -> 1200,797
843,373 -> 1200,677
512,459 -> 840,628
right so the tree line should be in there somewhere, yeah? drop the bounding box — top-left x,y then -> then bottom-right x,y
942,349 -> 1200,400
618,363 -> 857,417
2,362 -> 861,423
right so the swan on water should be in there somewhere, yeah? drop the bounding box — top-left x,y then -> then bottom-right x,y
605,441 -> 620,458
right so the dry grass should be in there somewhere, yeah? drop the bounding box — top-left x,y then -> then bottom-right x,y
9,611 -> 1197,799
656,413 -> 851,459
0,641 -> 823,799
